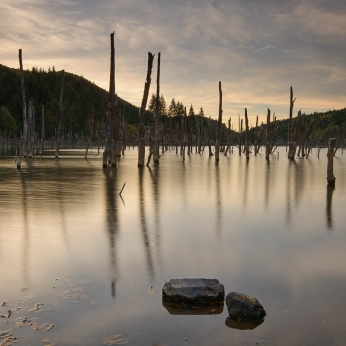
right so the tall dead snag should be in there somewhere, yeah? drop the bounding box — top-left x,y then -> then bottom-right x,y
265,109 -> 271,160
103,92 -> 111,167
153,52 -> 161,164
27,101 -> 34,158
215,81 -> 222,162
17,49 -> 26,168
182,107 -> 187,161
39,106 -> 45,155
327,138 -> 336,186
85,105 -> 94,159
208,117 -> 213,156
224,117 -> 231,156
244,108 -> 249,160
287,86 -> 296,159
138,52 -> 154,167
55,70 -> 65,158
239,118 -> 243,156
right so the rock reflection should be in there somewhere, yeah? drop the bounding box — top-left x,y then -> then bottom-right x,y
162,298 -> 224,315
103,167 -> 119,298
225,317 -> 264,330
326,185 -> 335,230
138,168 -> 155,279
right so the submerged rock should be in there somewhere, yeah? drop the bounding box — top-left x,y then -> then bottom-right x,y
225,292 -> 266,321
162,278 -> 225,303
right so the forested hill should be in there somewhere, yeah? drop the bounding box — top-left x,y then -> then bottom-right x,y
0,63 -> 345,143
0,64 -> 141,136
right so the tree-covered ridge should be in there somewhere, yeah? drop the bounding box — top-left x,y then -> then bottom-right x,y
0,63 -> 345,146
0,64 -> 141,137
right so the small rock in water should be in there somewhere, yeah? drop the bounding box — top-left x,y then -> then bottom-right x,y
225,292 -> 266,321
162,278 -> 224,303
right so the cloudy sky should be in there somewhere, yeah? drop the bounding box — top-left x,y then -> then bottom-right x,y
1,0 -> 345,126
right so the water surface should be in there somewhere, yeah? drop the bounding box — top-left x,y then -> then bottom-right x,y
0,147 -> 346,345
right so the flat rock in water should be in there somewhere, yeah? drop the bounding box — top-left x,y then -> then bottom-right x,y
162,278 -> 225,303
225,292 -> 266,321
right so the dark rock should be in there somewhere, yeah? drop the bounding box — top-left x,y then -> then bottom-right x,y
162,278 -> 225,303
225,317 -> 264,330
225,292 -> 266,321
162,298 -> 224,315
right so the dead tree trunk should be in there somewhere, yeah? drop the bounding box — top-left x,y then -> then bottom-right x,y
55,70 -> 65,158
265,109 -> 271,160
18,49 -> 27,167
288,86 -> 297,159
327,138 -> 336,186
208,117 -> 213,156
238,118 -> 243,156
138,52 -> 154,167
215,81 -> 222,162
85,105 -> 94,159
153,52 -> 161,163
244,108 -> 249,160
39,106 -> 45,155
224,117 -> 231,156
182,107 -> 186,161
28,101 -> 34,158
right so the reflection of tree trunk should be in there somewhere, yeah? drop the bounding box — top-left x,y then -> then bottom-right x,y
264,160 -> 270,208
104,168 -> 119,298
215,163 -> 222,235
18,171 -> 30,285
326,185 -> 335,230
148,167 -> 162,272
138,169 -> 154,279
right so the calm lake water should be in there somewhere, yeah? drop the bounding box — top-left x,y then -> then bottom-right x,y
0,147 -> 346,345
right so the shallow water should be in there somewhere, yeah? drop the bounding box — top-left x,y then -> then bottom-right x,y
0,147 -> 346,345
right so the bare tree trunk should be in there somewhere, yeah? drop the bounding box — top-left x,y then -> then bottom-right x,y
224,117 -> 231,156
215,81 -> 222,162
55,70 -> 65,158
18,49 -> 27,161
239,118 -> 242,156
28,101 -> 34,158
85,105 -> 94,159
138,52 -> 154,167
327,138 -> 336,186
288,86 -> 297,159
39,106 -> 45,155
265,108 -> 270,160
244,108 -> 249,160
153,52 -> 161,164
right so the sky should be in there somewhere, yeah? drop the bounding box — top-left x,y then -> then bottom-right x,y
0,0 -> 345,127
